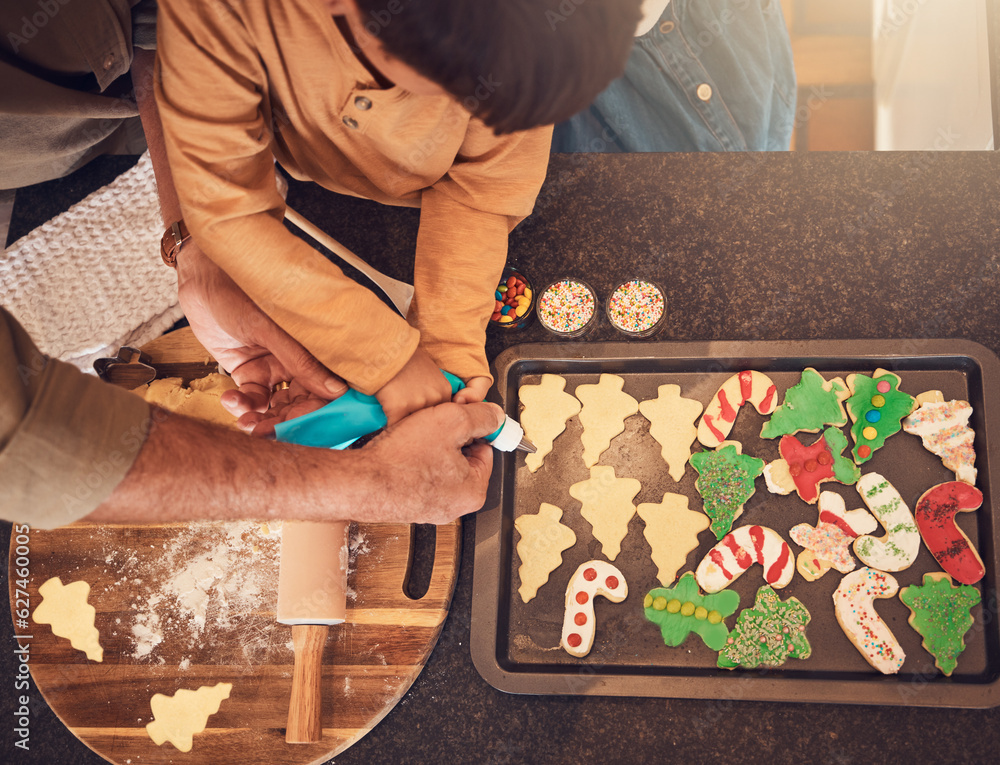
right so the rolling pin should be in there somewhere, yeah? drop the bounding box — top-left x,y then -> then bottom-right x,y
277,520 -> 349,744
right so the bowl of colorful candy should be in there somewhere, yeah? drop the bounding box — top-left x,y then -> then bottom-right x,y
536,277 -> 598,338
490,266 -> 534,329
606,278 -> 666,338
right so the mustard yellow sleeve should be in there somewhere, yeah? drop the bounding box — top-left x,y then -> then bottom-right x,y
0,308 -> 151,529
410,123 -> 552,381
154,0 -> 419,394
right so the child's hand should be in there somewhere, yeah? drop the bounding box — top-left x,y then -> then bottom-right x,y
453,376 -> 491,404
376,346 -> 455,426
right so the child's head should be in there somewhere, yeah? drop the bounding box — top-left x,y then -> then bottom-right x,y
335,0 -> 644,133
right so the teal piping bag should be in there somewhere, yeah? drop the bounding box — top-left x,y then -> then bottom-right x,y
274,369 -> 535,452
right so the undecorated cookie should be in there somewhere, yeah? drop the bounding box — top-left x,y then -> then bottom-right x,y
519,374 -> 582,472
638,383 -> 703,482
146,682 -> 233,752
32,577 -> 102,662
515,503 -> 577,603
569,465 -> 641,561
636,492 -> 710,586
575,373 -> 639,467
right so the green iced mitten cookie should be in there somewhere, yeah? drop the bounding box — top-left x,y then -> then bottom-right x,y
717,585 -> 812,669
761,367 -> 849,439
900,572 -> 980,676
644,572 -> 740,651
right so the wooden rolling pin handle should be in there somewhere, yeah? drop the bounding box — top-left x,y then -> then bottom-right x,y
286,623 -> 329,744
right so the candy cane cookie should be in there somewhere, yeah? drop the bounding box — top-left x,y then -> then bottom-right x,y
833,567 -> 905,674
560,561 -> 628,658
695,525 -> 794,593
697,370 -> 778,448
914,482 -> 985,585
852,473 -> 920,572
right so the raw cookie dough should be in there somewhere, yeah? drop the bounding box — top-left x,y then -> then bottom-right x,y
902,391 -> 977,484
146,682 -> 233,752
135,373 -> 239,427
638,383 -> 703,482
697,370 -> 777,448
717,585 -> 812,670
760,367 -> 849,439
900,572 -> 981,676
852,473 -> 920,573
636,492 -> 710,586
569,465 -> 641,561
515,503 -> 578,603
519,374 -> 582,472
575,373 -> 639,467
32,577 -> 102,662
690,440 -> 765,540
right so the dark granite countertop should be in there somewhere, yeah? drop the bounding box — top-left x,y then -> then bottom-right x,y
4,151 -> 1000,763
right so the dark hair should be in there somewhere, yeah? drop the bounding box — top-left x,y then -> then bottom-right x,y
352,0 -> 643,134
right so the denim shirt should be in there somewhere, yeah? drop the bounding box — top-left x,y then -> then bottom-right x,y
552,0 -> 797,152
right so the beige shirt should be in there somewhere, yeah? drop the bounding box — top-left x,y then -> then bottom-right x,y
155,0 -> 553,394
0,307 -> 150,529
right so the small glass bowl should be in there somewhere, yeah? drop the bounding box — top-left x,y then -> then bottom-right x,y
489,265 -> 534,330
536,278 -> 598,338
606,278 -> 666,338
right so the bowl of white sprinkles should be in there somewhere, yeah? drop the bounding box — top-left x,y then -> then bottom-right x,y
606,278 -> 666,337
536,278 -> 597,337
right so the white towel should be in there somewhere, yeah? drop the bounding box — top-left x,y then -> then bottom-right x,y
0,152 -> 182,371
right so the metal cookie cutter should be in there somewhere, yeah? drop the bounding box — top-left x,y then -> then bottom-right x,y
94,346 -> 223,389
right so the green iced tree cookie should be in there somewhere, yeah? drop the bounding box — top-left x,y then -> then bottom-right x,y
761,368 -> 849,439
900,573 -> 981,676
690,442 -> 765,540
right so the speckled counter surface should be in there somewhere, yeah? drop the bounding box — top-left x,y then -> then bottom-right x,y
4,151 -> 1000,763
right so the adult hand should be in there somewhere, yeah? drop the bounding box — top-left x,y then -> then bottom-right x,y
234,379 -> 330,437
176,242 -> 348,417
374,345 -> 455,426
361,401 -> 503,524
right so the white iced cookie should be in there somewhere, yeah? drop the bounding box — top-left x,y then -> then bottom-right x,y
519,374 -> 582,472
789,491 -> 878,581
32,577 -> 103,662
560,560 -> 628,657
695,525 -> 794,593
515,503 -> 577,603
638,383 -> 703,482
146,682 -> 233,752
569,465 -> 641,561
833,567 -> 905,674
852,473 -> 920,572
575,373 -> 639,467
636,492 -> 710,586
697,370 -> 778,448
902,390 -> 977,485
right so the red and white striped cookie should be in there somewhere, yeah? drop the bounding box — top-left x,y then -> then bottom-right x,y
698,371 -> 778,448
833,567 -> 905,674
560,560 -> 628,658
695,525 -> 794,593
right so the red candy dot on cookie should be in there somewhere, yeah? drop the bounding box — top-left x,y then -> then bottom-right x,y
567,633 -> 582,648
605,576 -> 619,590
858,445 -> 871,458
576,591 -> 589,605
789,464 -> 802,477
877,380 -> 891,393
574,612 -> 587,626
817,452 -> 832,466
583,567 -> 597,581
804,459 -> 818,472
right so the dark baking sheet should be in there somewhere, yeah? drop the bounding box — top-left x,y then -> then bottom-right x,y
471,339 -> 1000,707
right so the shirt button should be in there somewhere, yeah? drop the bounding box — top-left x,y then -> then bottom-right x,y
102,53 -> 115,70
659,20 -> 674,34
354,96 -> 372,111
343,116 -> 359,129
697,83 -> 712,102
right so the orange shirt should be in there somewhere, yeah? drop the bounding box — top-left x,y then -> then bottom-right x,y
155,0 -> 552,394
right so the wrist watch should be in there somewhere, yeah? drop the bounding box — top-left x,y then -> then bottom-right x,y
160,220 -> 191,268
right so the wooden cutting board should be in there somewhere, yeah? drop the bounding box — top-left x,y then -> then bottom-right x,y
8,328 -> 461,764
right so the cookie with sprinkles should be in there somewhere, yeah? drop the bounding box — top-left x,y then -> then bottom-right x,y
717,585 -> 812,669
789,491 -> 877,581
644,572 -> 740,651
845,368 -> 916,464
690,440 -> 765,540
833,567 -> 905,674
902,391 -> 977,484
900,572 -> 981,676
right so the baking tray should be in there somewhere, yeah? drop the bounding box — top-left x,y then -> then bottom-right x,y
471,339 -> 1000,707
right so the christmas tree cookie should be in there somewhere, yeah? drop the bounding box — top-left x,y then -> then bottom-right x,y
575,373 -> 639,468
519,374 -> 582,472
638,383 -> 703,482
690,441 -> 765,540
717,585 -> 812,669
569,465 -> 641,561
900,572 -> 981,676
762,426 -> 861,504
636,492 -> 710,586
643,572 -> 740,651
903,391 -> 977,484
515,503 -> 577,603
846,368 -> 916,464
760,367 -> 849,439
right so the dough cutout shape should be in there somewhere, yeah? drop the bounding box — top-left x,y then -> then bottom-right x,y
636,492 -> 710,586
900,572 -> 981,676
135,373 -> 239,428
789,491 -> 878,581
852,473 -> 920,572
833,567 -> 905,674
902,391 -> 977,484
32,577 -> 103,662
914,481 -> 985,585
638,383 -> 703,482
695,525 -> 794,593
146,682 -> 233,752
644,572 -> 740,651
763,426 -> 860,504
697,370 -> 778,448
519,374 -> 581,472
515,503 -> 577,603
690,440 -> 765,540
560,560 -> 627,657
569,465 -> 641,561
846,368 -> 916,464
575,373 -> 639,467
760,367 -> 849,439
717,585 -> 812,670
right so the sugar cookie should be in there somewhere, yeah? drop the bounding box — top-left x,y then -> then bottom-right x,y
32,577 -> 103,662
519,374 -> 582,472
146,682 -> 232,752
900,572 -> 981,676
717,585 -> 812,669
638,383 -> 703,482
852,473 -> 920,572
914,482 -> 985,585
515,503 -> 578,603
560,560 -> 628,657
763,426 -> 860,504
833,567 -> 904,674
643,572 -> 740,651
846,368 -> 916,464
697,370 -> 778,448
690,441 -> 765,540
695,525 -> 794,593
575,373 -> 639,467
569,465 -> 641,561
760,367 -> 849,439
789,491 -> 878,581
636,492 -> 711,586
902,393 -> 977,484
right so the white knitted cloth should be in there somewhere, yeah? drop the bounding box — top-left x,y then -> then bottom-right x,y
0,152 -> 182,371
